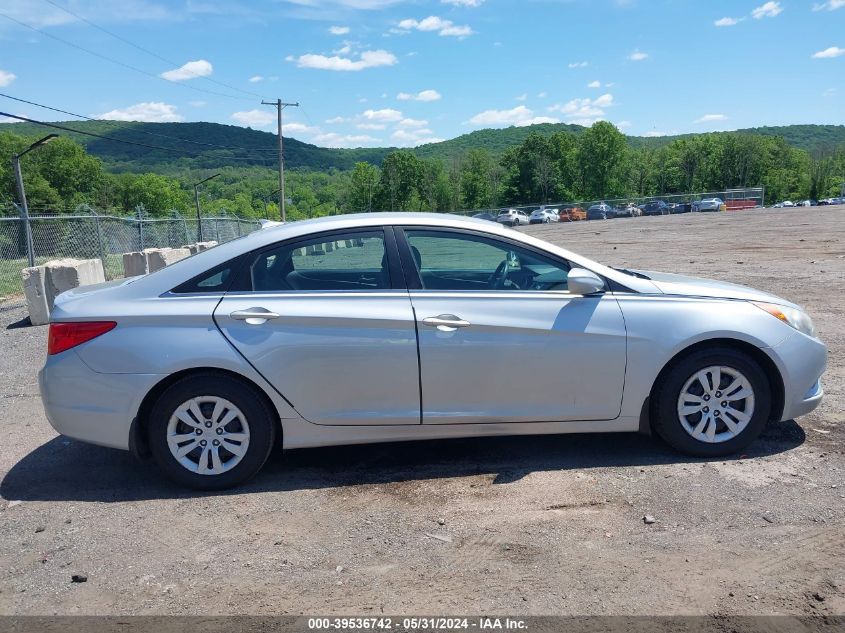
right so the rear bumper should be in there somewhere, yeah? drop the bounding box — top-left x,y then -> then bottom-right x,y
38,350 -> 162,450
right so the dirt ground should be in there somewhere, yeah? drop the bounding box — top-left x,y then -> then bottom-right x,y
0,207 -> 843,617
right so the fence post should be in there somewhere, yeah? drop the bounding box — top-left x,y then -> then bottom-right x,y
215,219 -> 220,242
12,201 -> 35,268
136,204 -> 145,251
93,211 -> 106,269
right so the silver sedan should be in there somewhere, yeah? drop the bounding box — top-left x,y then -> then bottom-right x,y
39,213 -> 826,489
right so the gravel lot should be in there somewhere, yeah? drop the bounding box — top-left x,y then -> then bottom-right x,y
0,207 -> 843,616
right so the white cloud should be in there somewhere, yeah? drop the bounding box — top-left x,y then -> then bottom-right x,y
397,15 -> 474,37
397,89 -> 441,101
587,80 -> 601,88
695,113 -> 728,123
391,128 -> 444,146
397,117 -> 428,128
441,0 -> 483,5
751,1 -> 782,18
537,91 -> 547,98
714,16 -> 742,26
312,132 -> 379,148
628,49 -> 648,61
361,108 -> 403,121
0,70 -> 16,87
357,122 -> 386,130
248,75 -> 264,83
291,49 -> 398,71
643,130 -> 673,137
515,93 -> 528,101
812,46 -> 845,58
823,87 -> 836,96
616,120 -> 632,129
813,0 -> 845,10
329,25 -> 350,34
97,102 -> 183,123
231,109 -> 276,128
160,59 -> 213,82
468,105 -> 559,127
189,100 -> 206,107
326,116 -> 347,124
283,122 -> 319,136
548,94 -> 615,125
568,61 -> 588,68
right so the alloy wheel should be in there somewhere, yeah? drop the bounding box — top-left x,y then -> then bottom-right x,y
166,396 -> 251,475
676,365 -> 755,443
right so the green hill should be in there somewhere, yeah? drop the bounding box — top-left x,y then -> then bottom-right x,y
1,119 -> 843,173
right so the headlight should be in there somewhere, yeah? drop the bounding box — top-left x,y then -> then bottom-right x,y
752,302 -> 816,337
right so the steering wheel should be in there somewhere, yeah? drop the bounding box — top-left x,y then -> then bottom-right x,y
488,258 -> 512,289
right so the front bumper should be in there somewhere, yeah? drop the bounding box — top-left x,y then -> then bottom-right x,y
768,331 -> 827,421
39,349 -> 163,450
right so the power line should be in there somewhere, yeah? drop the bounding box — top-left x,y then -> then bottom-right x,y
41,0 -> 269,102
0,92 -> 278,153
0,111 -> 273,163
0,11 -> 254,103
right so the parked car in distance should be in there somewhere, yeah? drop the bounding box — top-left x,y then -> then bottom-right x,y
39,212 -> 827,489
694,198 -> 726,212
558,206 -> 587,222
529,208 -> 560,224
797,200 -> 816,207
586,203 -> 615,220
642,200 -> 669,216
670,202 -> 692,214
614,203 -> 639,218
472,212 -> 497,222
496,208 -> 530,227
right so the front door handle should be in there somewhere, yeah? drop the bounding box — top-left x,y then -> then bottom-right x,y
422,314 -> 471,332
230,308 -> 280,324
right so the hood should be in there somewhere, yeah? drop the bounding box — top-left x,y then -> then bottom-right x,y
632,270 -> 799,308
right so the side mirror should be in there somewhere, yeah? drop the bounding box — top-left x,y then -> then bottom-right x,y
567,268 -> 605,296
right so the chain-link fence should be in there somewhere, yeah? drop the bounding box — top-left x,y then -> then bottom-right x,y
0,205 -> 261,297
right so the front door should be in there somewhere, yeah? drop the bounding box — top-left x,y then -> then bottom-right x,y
398,228 -> 627,425
215,228 -> 421,426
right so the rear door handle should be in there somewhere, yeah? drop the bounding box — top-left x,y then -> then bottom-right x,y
422,315 -> 471,332
230,308 -> 280,324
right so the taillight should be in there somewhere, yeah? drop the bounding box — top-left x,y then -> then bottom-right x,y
48,321 -> 116,355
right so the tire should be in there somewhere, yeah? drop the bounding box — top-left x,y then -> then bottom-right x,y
513,219 -> 520,226
652,347 -> 771,457
147,373 -> 276,490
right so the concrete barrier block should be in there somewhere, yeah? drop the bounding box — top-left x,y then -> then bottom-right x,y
21,266 -> 50,326
122,251 -> 148,277
46,258 -> 105,298
22,258 -> 105,326
147,247 -> 191,273
184,241 -> 219,255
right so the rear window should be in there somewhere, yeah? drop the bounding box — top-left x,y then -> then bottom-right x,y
171,259 -> 239,294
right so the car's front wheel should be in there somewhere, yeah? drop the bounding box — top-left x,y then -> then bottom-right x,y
652,348 -> 771,457
148,373 -> 276,489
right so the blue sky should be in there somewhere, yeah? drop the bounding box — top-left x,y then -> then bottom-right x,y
0,0 -> 843,148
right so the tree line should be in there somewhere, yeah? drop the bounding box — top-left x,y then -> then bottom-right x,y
2,122 -> 843,222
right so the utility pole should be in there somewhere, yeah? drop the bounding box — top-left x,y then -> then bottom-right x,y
193,173 -> 221,242
12,134 -> 58,267
262,98 -> 299,223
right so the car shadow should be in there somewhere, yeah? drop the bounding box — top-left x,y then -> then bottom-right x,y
1,420 -> 806,503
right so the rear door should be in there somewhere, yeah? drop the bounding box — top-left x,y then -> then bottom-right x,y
214,227 -> 421,426
397,227 -> 627,425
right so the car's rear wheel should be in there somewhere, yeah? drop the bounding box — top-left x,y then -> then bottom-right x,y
148,373 -> 276,489
652,348 -> 771,457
